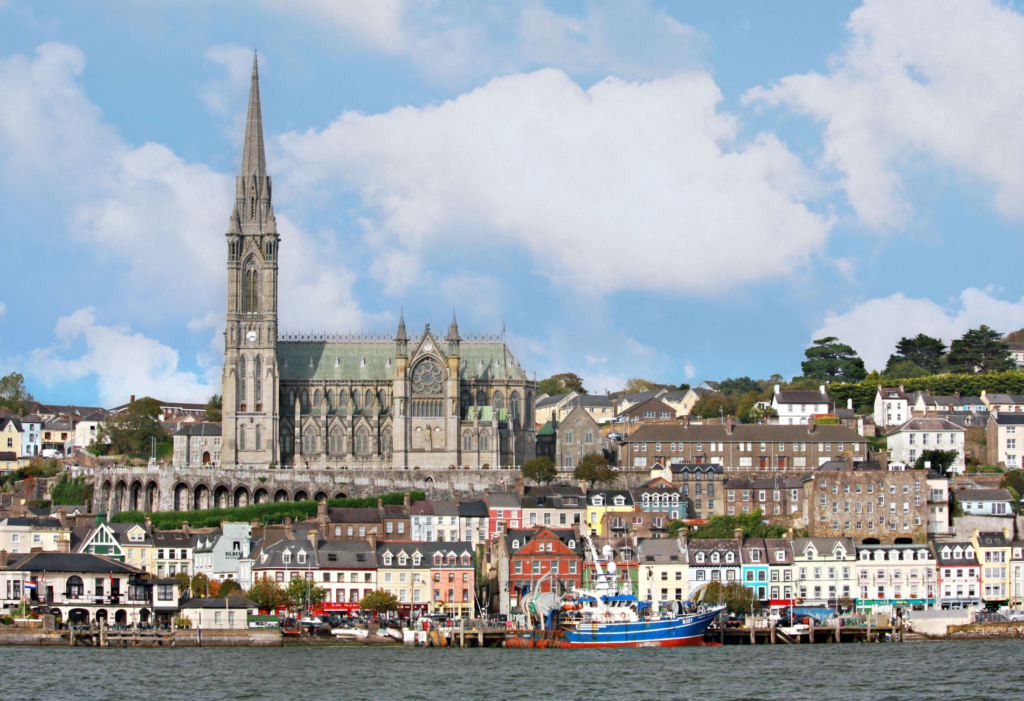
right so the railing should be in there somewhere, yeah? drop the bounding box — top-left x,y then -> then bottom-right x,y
277,332 -> 504,343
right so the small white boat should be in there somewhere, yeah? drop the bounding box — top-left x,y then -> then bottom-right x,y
383,627 -> 403,640
331,627 -> 369,638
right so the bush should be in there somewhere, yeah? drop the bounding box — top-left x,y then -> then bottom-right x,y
50,473 -> 92,506
110,490 -> 426,529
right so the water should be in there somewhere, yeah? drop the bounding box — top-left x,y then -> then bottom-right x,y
2,641 -> 1023,700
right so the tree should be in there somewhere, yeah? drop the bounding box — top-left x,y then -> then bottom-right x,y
573,453 -> 616,487
718,377 -> 761,397
537,372 -> 587,396
190,573 -> 210,598
359,589 -> 400,617
521,456 -> 557,484
204,394 -> 222,422
208,579 -> 222,598
219,580 -> 242,597
701,581 -> 759,614
247,575 -> 289,612
913,449 -> 959,476
801,337 -> 867,382
623,378 -> 659,394
676,383 -> 691,392
734,390 -> 769,421
0,371 -> 33,405
174,572 -> 191,596
946,326 -> 1012,374
286,577 -> 327,611
885,334 -> 947,374
95,396 -> 168,455
882,360 -> 932,380
688,510 -> 786,540
690,394 -> 736,420
1005,328 -> 1024,343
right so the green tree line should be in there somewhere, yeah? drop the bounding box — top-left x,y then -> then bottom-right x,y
110,490 -> 426,530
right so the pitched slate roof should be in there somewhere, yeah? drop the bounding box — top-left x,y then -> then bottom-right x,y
535,394 -> 569,408
0,517 -> 63,528
774,389 -> 829,404
885,417 -> 965,434
317,539 -> 377,568
930,541 -> 978,565
626,424 -> 865,443
502,528 -> 582,555
976,531 -> 1010,547
327,507 -> 381,523
376,540 -> 476,566
180,595 -> 257,610
457,500 -> 490,518
990,413 -> 1024,425
6,552 -> 143,574
485,492 -> 521,509
956,489 -> 1014,502
638,537 -> 687,563
175,422 -> 222,437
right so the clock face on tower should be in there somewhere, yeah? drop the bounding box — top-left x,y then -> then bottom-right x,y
246,330 -> 258,344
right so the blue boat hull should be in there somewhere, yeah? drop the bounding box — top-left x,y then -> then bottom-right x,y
507,607 -> 723,648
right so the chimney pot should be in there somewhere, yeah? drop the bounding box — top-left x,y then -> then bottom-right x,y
130,395 -> 135,404
368,533 -> 377,550
181,521 -> 190,538
0,549 -> 7,567
307,529 -> 319,549
377,498 -> 383,510
403,492 -> 411,508
251,518 -> 260,529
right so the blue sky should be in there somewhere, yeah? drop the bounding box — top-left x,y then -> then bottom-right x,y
3,0 -> 1024,407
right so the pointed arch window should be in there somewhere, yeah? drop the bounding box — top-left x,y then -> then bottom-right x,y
584,429 -> 593,444
242,258 -> 259,313
237,356 -> 247,411
476,389 -> 487,406
564,453 -> 574,468
288,389 -> 296,409
565,430 -> 573,444
463,431 -> 473,452
339,390 -> 348,409
329,427 -> 343,455
493,391 -> 504,410
365,389 -> 374,409
254,355 -> 262,409
313,389 -> 322,412
327,390 -> 335,411
239,426 -> 247,451
281,429 -> 293,455
356,428 -> 371,456
479,431 -> 490,452
382,428 -> 393,454
255,424 -> 262,451
525,392 -> 532,424
300,390 -> 309,413
303,430 -> 319,455
510,392 -> 520,422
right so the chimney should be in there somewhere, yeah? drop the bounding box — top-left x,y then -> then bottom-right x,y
144,516 -> 152,533
678,530 -> 688,550
251,518 -> 260,529
307,528 -> 319,550
899,384 -> 904,392
1003,525 -> 1012,540
844,453 -> 854,470
130,395 -> 135,404
284,517 -> 295,541
403,492 -> 411,509
734,527 -> 743,547
773,384 -> 780,395
0,550 -> 7,567
784,528 -> 794,541
180,521 -> 190,538
57,538 -> 70,553
56,508 -> 68,530
819,385 -> 826,395
724,416 -> 733,435
484,488 -> 490,496
377,498 -> 383,510
368,533 -> 377,550
847,398 -> 853,411
807,421 -> 815,435
317,501 -> 328,524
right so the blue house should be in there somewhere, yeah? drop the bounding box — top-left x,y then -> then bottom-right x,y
630,478 -> 687,521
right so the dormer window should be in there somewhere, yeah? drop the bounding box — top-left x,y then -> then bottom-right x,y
711,553 -> 720,564
775,550 -> 785,561
282,552 -> 291,564
695,552 -> 705,563
592,496 -> 604,506
412,555 -> 421,566
384,554 -> 393,566
461,554 -> 471,566
297,551 -> 306,564
434,553 -> 443,566
512,539 -> 520,550
568,540 -> 575,550
613,496 -> 625,506
398,555 -> 407,566
725,552 -> 734,564
860,551 -> 870,560
750,550 -> 760,562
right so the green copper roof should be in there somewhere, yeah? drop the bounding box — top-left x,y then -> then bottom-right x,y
277,341 -> 529,383
537,420 -> 556,436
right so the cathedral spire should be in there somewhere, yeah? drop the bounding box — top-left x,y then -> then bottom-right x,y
446,309 -> 461,342
241,51 -> 266,177
396,309 -> 408,341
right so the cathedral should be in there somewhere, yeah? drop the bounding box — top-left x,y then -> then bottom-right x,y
220,56 -> 537,469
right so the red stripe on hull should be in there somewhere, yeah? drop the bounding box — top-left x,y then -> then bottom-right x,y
505,634 -> 716,649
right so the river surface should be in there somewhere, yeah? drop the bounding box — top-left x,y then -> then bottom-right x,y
2,640 -> 1023,700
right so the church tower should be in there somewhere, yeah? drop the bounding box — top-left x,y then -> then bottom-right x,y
222,53 -> 280,467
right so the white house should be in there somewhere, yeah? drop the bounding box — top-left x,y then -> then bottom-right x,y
885,418 -> 966,474
955,489 -> 1015,517
792,537 -> 857,608
874,386 -> 910,429
855,543 -> 937,613
986,412 -> 1024,468
771,385 -> 829,425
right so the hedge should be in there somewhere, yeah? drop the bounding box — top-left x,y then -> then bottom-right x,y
110,490 -> 426,530
827,370 -> 1024,410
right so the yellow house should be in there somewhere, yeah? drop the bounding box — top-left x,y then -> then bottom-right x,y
585,490 -> 635,536
970,527 -> 1013,605
0,417 -> 23,462
78,520 -> 156,573
637,537 -> 689,603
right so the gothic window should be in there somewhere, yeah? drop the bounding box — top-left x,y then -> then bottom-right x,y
525,392 -> 532,424
461,390 -> 471,410
585,429 -> 593,444
255,424 -> 262,451
242,258 -> 259,313
254,355 -> 262,407
463,432 -> 473,452
314,389 -> 322,410
378,389 -> 386,408
382,428 -> 393,454
288,389 -> 296,408
510,392 -> 520,422
480,431 -> 491,452
327,390 -> 335,411
412,399 -> 443,417
265,239 -> 274,260
281,429 -> 293,455
412,360 -> 445,395
564,453 -> 574,468
476,389 -> 487,406
365,389 -> 374,409
239,426 -> 247,451
339,390 -> 348,408
356,428 -> 370,456
565,430 -> 573,444
303,430 -> 319,455
493,391 -> 504,410
330,428 -> 343,455
300,390 -> 309,413
237,356 -> 247,411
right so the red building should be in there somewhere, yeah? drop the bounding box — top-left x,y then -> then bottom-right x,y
502,528 -> 584,607
486,491 -> 523,540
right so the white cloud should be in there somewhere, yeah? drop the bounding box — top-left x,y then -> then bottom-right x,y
746,0 -> 1024,228
684,362 -> 696,380
267,0 -> 409,53
28,308 -> 218,406
813,288 -> 1024,371
581,371 -> 626,396
0,301 -> 6,317
584,354 -> 607,366
278,68 -> 830,296
202,44 -> 257,120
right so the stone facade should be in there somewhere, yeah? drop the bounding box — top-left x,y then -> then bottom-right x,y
172,423 -> 222,467
802,466 -> 931,544
219,55 -> 536,471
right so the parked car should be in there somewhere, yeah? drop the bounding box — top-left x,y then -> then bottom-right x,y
1003,609 -> 1024,622
606,432 -> 624,442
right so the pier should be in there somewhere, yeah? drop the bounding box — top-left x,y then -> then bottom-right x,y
709,621 -> 906,645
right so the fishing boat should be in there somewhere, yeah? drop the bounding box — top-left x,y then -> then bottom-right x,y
506,537 -> 726,649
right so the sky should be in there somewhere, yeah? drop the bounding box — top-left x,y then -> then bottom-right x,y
2,0 -> 1024,408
